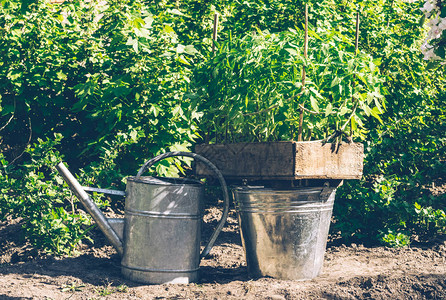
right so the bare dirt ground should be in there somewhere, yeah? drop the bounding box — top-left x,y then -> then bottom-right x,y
1,207 -> 445,300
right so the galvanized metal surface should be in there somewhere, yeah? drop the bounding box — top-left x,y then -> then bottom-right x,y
82,186 -> 126,197
122,151 -> 230,284
108,218 -> 125,241
233,186 -> 336,281
121,176 -> 203,284
56,151 -> 230,285
135,151 -> 230,259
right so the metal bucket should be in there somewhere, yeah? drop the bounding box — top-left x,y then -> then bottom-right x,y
232,185 -> 336,280
121,176 -> 205,284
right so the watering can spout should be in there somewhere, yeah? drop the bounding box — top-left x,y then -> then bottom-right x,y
56,162 -> 124,256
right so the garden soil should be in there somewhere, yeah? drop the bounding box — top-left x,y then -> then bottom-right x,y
0,206 -> 445,300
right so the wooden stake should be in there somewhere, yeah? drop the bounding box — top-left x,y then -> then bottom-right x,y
212,13 -> 219,54
351,10 -> 360,137
355,11 -> 360,52
298,4 -> 308,142
211,13 -> 219,143
386,1 -> 394,28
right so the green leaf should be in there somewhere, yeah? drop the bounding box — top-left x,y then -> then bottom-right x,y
136,28 -> 151,39
309,87 -> 324,100
164,25 -> 176,36
172,105 -> 183,117
143,15 -> 154,28
7,70 -> 21,81
308,29 -> 322,40
353,114 -> 364,127
339,106 -> 349,116
176,44 -> 186,54
130,130 -> 138,141
351,114 -> 358,131
330,76 -> 342,88
347,59 -> 355,72
362,103 -> 372,116
167,8 -> 186,16
132,39 -> 139,53
373,58 -> 382,66
184,45 -> 198,55
357,74 -> 368,86
370,107 -> 383,124
309,95 -> 320,113
126,37 -> 139,53
325,103 -> 333,117
285,48 -> 298,56
177,55 -> 191,65
56,71 -> 67,81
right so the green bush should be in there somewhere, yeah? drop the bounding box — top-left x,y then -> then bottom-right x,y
0,134 -> 94,254
333,108 -> 446,246
0,0 -> 201,254
327,0 -> 446,246
0,0 -> 199,174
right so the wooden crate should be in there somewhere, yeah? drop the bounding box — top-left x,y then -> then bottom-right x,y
195,141 -> 363,180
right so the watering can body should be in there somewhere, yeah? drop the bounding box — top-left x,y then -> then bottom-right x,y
122,176 -> 204,284
56,152 -> 229,285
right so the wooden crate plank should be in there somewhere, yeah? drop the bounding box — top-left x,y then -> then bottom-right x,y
294,142 -> 363,179
195,141 -> 363,180
195,142 -> 295,178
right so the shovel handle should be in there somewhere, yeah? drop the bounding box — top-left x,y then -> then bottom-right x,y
136,151 -> 230,259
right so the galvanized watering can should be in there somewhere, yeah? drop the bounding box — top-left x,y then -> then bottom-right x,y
56,152 -> 229,284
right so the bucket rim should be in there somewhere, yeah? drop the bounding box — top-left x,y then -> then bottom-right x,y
232,186 -> 324,194
127,176 -> 203,187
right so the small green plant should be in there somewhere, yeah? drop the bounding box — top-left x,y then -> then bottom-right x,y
192,28 -> 385,143
115,284 -> 129,293
61,281 -> 85,293
380,230 -> 411,248
95,285 -> 114,297
94,281 -> 128,296
414,202 -> 446,237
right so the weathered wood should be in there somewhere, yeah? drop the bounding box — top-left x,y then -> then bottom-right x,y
195,141 -> 363,180
294,141 -> 363,179
195,142 -> 295,179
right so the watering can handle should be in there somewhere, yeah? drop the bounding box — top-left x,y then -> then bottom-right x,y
136,151 -> 230,259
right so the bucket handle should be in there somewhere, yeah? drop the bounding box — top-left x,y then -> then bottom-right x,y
136,151 -> 230,259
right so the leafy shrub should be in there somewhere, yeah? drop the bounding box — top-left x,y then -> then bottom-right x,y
222,0 -> 306,37
0,0 -> 199,175
414,203 -> 446,238
0,0 -> 203,254
309,0 -> 446,247
333,111 -> 446,246
381,230 -> 411,248
0,134 -> 93,254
